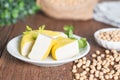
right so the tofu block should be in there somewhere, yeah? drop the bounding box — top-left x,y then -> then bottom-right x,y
52,37 -> 79,60
28,34 -> 53,60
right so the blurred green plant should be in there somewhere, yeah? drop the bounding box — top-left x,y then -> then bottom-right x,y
0,0 -> 39,27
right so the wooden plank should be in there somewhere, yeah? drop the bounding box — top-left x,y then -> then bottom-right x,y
0,26 -> 14,57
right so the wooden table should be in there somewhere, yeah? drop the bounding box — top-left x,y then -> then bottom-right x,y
0,5 -> 114,80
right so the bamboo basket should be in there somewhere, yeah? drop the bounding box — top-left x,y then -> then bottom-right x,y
36,0 -> 98,20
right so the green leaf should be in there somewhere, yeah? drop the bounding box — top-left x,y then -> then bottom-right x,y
38,25 -> 45,32
78,38 -> 87,48
19,1 -> 24,8
4,3 -> 9,8
39,25 -> 45,30
23,31 -> 29,35
63,25 -> 74,38
26,25 -> 32,31
68,29 -> 73,38
11,10 -> 18,18
63,25 -> 87,49
23,26 -> 32,35
9,0 -> 13,3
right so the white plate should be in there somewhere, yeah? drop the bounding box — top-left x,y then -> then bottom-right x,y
7,35 -> 90,67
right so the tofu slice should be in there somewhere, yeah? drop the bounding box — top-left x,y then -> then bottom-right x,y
40,30 -> 67,38
52,32 -> 67,38
52,37 -> 79,60
20,33 -> 35,56
21,41 -> 34,56
28,34 -> 53,60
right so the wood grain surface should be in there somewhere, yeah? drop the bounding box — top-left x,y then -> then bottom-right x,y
0,26 -> 14,57
0,1 -> 116,80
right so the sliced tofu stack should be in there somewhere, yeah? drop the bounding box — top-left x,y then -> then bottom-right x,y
51,37 -> 79,60
28,34 -> 54,60
20,30 -> 67,57
20,32 -> 35,56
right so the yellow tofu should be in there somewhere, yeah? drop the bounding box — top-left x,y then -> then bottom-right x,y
51,37 -> 79,60
28,34 -> 54,60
